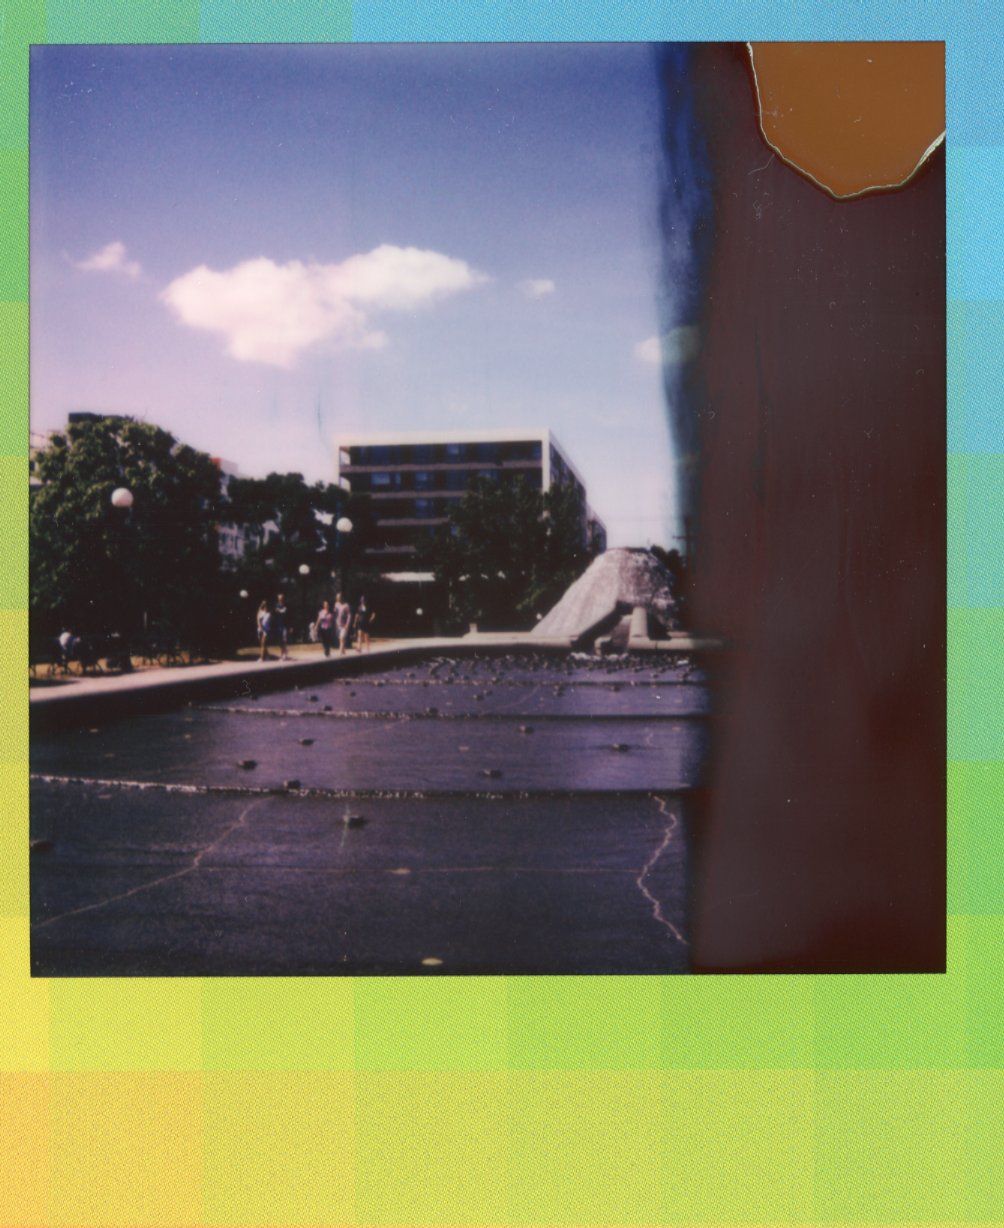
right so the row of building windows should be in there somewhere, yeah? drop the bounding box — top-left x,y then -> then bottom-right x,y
373,497 -> 456,521
347,440 -> 543,467
355,468 -> 544,494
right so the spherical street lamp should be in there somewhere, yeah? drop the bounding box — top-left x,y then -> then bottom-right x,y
239,589 -> 249,600
111,487 -> 133,509
336,517 -> 353,535
297,564 -> 311,645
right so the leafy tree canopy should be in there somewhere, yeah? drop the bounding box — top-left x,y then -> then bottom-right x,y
225,471 -> 372,583
30,416 -> 224,644
427,476 -> 596,630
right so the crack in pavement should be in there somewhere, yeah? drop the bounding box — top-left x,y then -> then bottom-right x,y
32,797 -> 265,932
635,796 -> 688,946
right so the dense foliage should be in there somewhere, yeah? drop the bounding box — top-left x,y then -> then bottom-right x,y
29,416 -> 375,654
30,417 -> 226,650
427,476 -> 597,630
225,471 -> 369,582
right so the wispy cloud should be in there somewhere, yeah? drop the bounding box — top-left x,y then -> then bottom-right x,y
76,240 -> 142,279
161,245 -> 489,368
518,278 -> 556,299
634,325 -> 699,367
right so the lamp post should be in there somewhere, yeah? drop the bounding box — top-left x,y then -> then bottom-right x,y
110,486 -> 140,639
333,516 -> 353,596
298,563 -> 310,644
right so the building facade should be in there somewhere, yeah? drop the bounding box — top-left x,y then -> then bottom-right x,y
335,429 -> 606,574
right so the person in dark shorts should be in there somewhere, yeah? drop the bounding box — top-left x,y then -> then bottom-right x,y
315,600 -> 335,657
354,596 -> 374,652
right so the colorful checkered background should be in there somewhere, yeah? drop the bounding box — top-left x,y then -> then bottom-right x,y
2,2 -> 998,1223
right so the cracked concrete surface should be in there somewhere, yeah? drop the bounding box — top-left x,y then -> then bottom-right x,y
31,653 -> 707,975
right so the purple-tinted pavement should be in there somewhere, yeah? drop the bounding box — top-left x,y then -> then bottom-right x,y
31,652 -> 708,975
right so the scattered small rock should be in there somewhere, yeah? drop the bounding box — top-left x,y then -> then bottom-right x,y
518,724 -> 534,734
343,813 -> 366,828
30,839 -> 54,855
308,694 -> 318,702
238,759 -> 257,770
299,738 -> 315,746
283,779 -> 301,791
323,705 -> 333,712
610,743 -> 630,753
481,768 -> 502,778
426,706 -> 439,716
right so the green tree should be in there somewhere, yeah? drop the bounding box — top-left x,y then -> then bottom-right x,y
226,471 -> 372,584
428,476 -> 595,630
30,417 -> 225,649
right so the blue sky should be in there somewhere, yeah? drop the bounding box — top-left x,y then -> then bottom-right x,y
31,43 -> 681,546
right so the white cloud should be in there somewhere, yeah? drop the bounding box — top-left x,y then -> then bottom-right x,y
634,325 -> 699,367
518,278 -> 556,299
76,241 -> 142,279
161,245 -> 487,368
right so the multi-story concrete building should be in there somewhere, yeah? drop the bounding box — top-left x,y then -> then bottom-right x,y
335,428 -> 606,574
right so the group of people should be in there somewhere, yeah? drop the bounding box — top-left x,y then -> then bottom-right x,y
256,594 -> 291,661
314,593 -> 374,657
256,592 -> 373,661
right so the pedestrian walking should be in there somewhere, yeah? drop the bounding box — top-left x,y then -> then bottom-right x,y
354,596 -> 374,652
316,600 -> 335,657
257,601 -> 272,661
334,592 -> 352,656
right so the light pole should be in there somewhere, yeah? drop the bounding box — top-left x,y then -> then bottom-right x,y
298,563 -> 310,644
333,516 -> 353,596
110,486 -> 140,639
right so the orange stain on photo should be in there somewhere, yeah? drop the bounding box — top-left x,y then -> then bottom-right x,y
749,41 -> 946,197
